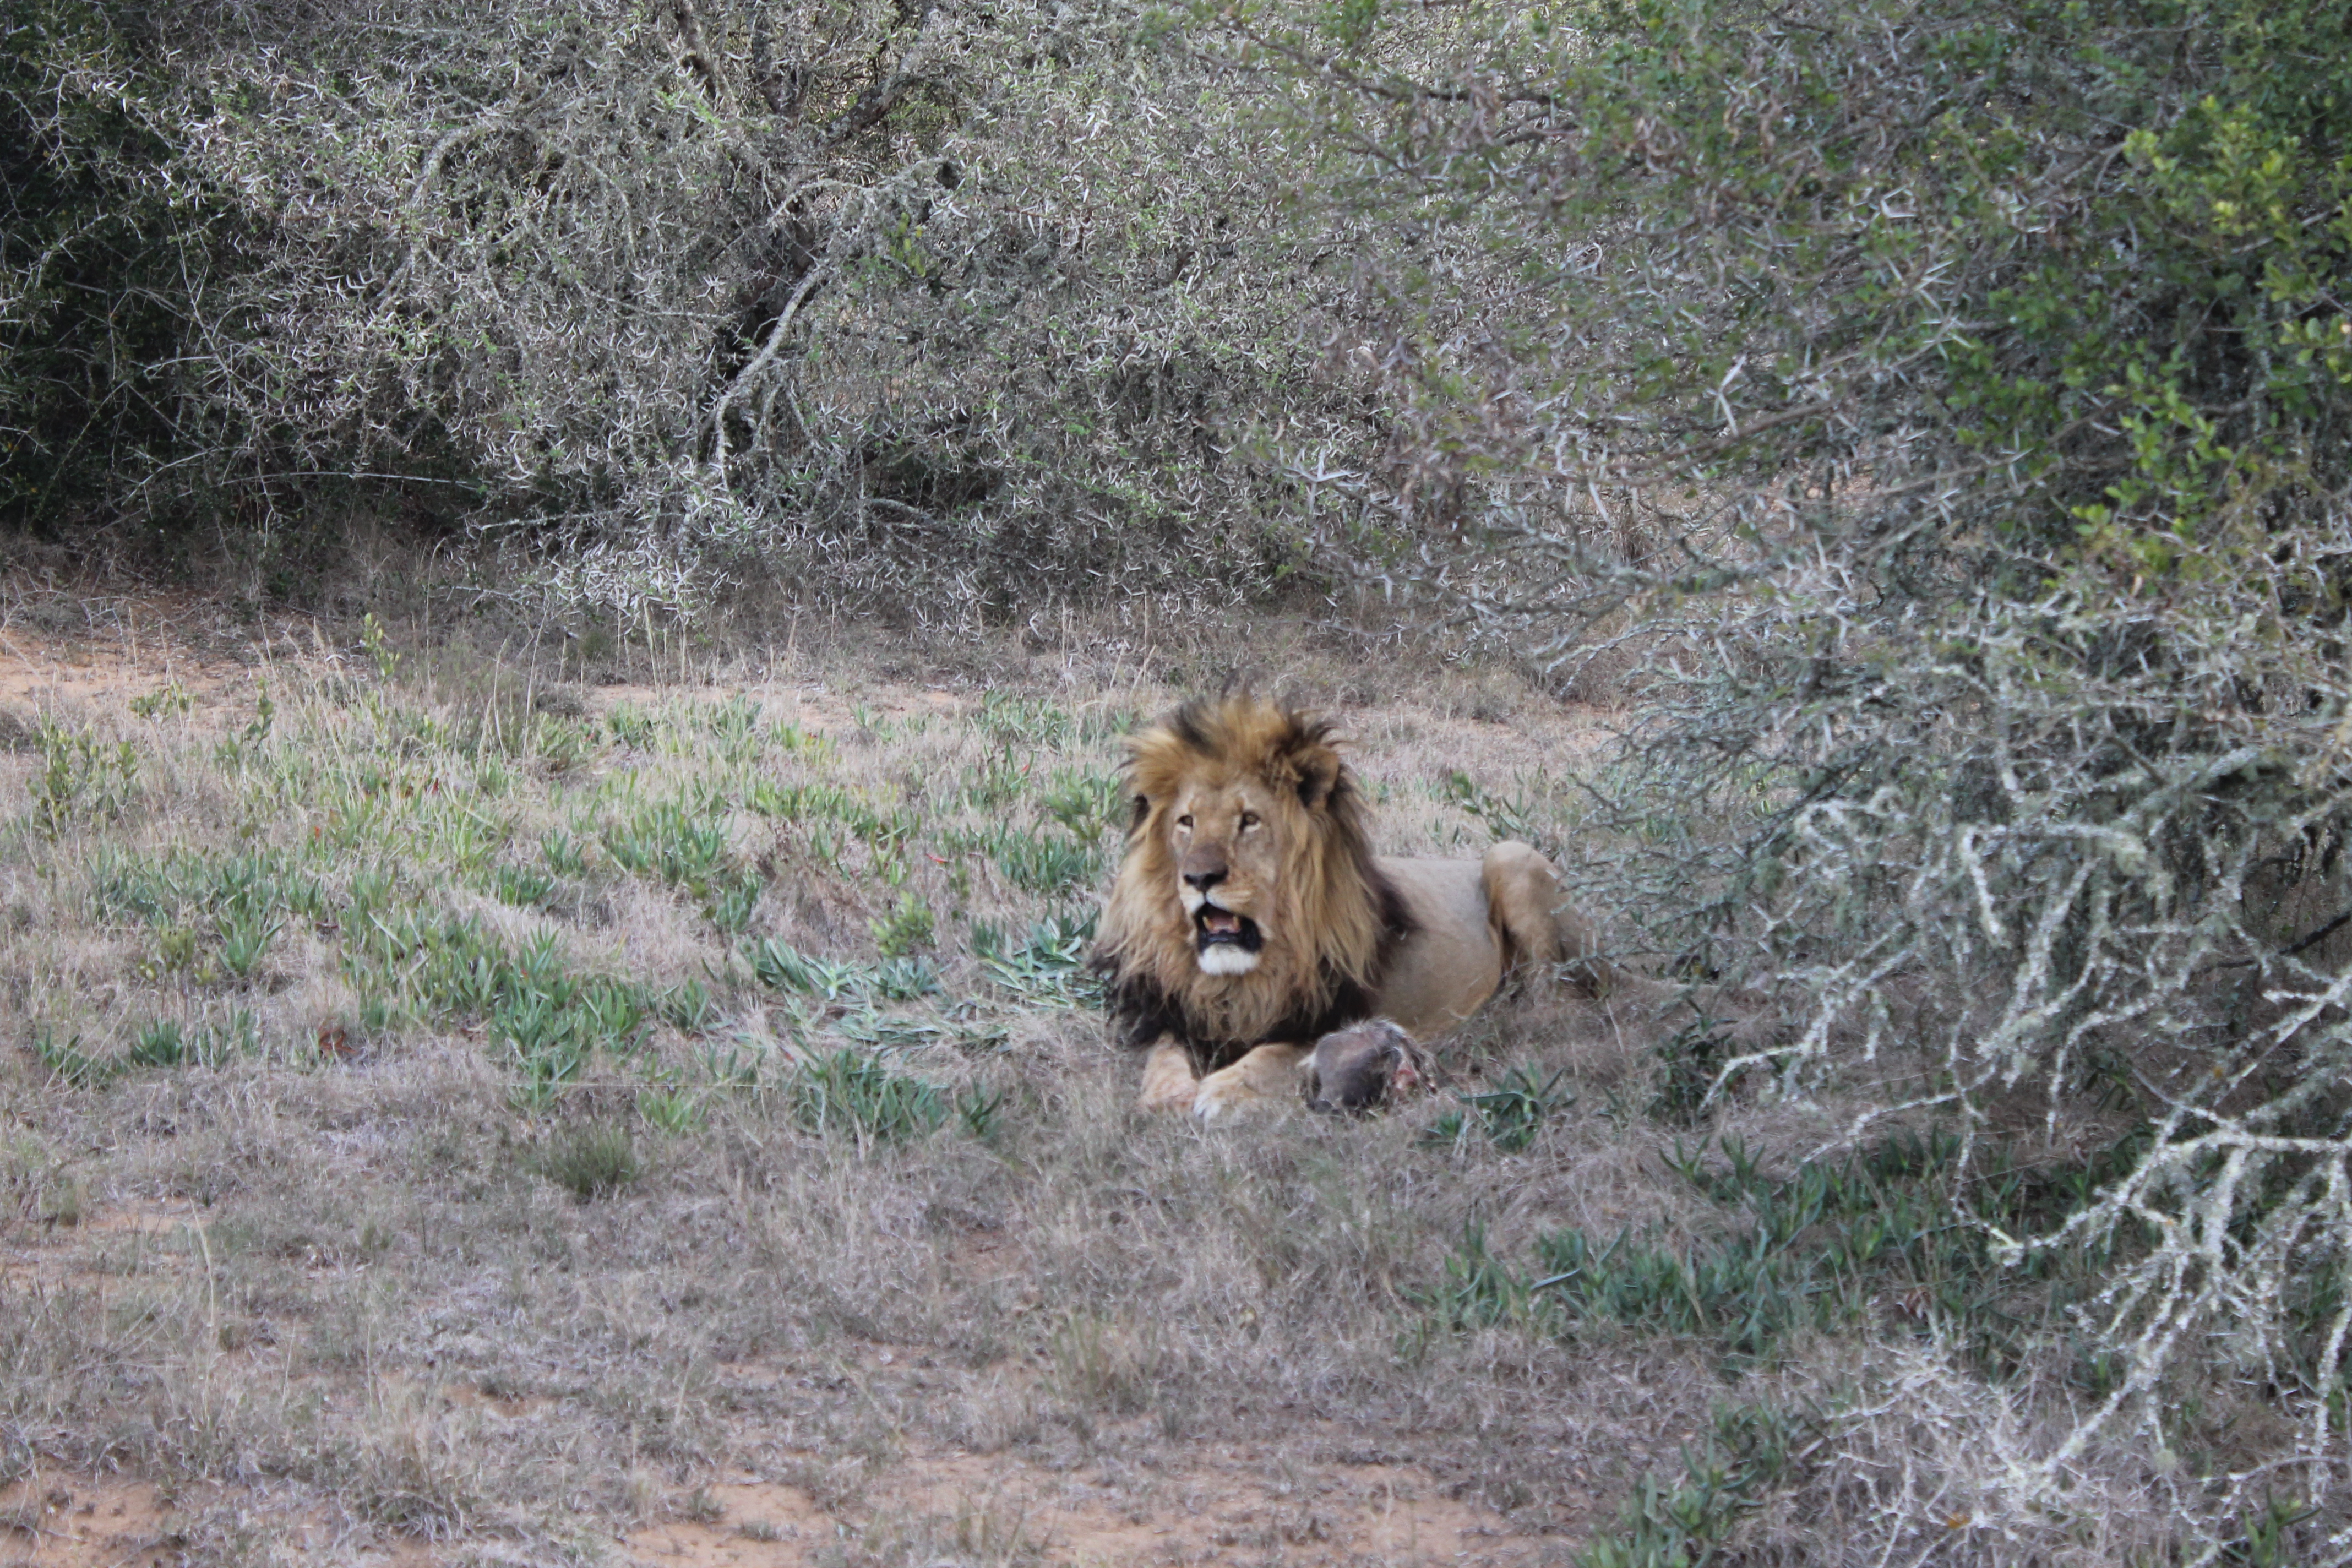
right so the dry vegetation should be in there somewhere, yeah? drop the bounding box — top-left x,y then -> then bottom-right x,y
10,0 -> 2352,1559
0,601 -> 1735,1568
0,596 -> 2225,1568
0,584 -> 2337,1568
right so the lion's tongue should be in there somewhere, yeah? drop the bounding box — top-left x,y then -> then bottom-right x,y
1202,910 -> 1242,935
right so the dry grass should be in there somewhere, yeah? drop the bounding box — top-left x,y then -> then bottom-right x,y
0,601 -> 2290,1566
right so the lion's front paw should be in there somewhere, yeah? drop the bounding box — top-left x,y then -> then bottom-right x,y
1191,1045 -> 1309,1124
1190,1066 -> 1270,1123
1138,1048 -> 1204,1109
1137,1041 -> 1200,1113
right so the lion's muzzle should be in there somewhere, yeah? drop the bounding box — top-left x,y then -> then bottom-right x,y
1193,901 -> 1264,974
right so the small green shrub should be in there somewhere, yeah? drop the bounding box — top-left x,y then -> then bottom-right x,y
747,939 -> 937,1005
129,680 -> 193,720
976,694 -> 1075,747
2220,1498 -> 2320,1568
704,874 -> 761,935
605,706 -> 657,750
956,1085 -> 1008,1142
127,1017 -> 197,1068
537,1124 -> 641,1199
1424,1129 -> 2137,1377
636,1086 -> 704,1136
789,1048 -> 947,1144
29,722 -> 138,835
1421,1064 -> 1573,1153
701,696 -> 763,761
33,1028 -> 111,1086
1421,1219 -> 1530,1332
992,829 -> 1099,897
864,956 -> 941,1001
657,979 -> 718,1033
1575,1404 -> 1815,1568
972,910 -> 1097,1007
747,938 -> 862,999
1648,1010 -> 1737,1126
216,908 -> 282,980
869,892 -> 934,957
541,831 -> 589,877
601,799 -> 728,889
116,1011 -> 257,1074
340,910 -> 650,1106
491,863 -> 559,908
1038,766 -> 1122,838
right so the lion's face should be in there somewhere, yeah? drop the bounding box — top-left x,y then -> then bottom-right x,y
1163,773 -> 1285,976
1095,695 -> 1401,1058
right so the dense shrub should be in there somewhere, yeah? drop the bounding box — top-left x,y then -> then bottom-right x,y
0,1 -> 228,535
1251,0 -> 2352,1545
8,0 -> 1403,619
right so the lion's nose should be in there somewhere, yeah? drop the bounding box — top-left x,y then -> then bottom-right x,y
1183,864 -> 1226,892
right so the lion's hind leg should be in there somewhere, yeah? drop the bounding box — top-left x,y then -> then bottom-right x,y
1481,840 -> 1620,995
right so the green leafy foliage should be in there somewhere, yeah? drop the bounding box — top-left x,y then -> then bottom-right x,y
1419,1064 -> 1574,1153
868,892 -> 936,959
745,938 -> 940,1006
491,863 -> 559,910
972,910 -> 1099,1008
601,800 -> 729,890
35,1008 -> 258,1083
1427,1129 -> 2144,1379
788,1048 -> 949,1144
28,722 -> 138,835
343,912 -> 651,1106
1574,1404 -> 1817,1568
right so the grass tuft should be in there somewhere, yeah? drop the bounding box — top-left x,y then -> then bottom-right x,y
537,1123 -> 643,1199
1574,1402 -> 1816,1568
1420,1063 -> 1573,1153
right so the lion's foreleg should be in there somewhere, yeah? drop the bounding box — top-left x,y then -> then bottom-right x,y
1137,1039 -> 1200,1112
1191,1043 -> 1311,1123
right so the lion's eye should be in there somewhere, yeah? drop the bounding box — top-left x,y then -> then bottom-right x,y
1176,814 -> 1193,830
1239,812 -> 1260,830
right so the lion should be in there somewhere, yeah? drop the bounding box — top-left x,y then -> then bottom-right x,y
1091,693 -> 1618,1121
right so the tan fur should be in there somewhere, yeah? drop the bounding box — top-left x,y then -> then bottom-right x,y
1095,694 -> 1618,1119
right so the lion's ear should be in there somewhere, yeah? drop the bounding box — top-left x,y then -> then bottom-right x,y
1294,748 -> 1341,813
1129,793 -> 1152,832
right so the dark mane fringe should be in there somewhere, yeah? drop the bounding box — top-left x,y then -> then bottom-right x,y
1095,960 -> 1402,1074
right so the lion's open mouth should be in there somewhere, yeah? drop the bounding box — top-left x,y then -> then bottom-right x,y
1194,905 -> 1264,954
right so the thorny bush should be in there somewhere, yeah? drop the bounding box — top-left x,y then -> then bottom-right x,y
1246,0 -> 2352,1555
5,0 -> 1391,622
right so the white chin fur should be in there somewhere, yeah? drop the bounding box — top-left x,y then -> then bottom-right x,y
1196,946 -> 1261,977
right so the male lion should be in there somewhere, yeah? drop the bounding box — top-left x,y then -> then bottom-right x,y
1091,694 -> 1616,1121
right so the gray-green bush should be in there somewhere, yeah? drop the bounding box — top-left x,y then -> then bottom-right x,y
1252,0 -> 2352,1551
6,0 -> 1393,622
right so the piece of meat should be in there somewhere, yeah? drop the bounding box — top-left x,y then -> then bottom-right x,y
1303,1019 -> 1431,1113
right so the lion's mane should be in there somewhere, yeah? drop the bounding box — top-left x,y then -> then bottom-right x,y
1092,695 -> 1413,1071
